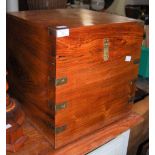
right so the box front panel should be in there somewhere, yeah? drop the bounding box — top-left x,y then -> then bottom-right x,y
54,25 -> 143,148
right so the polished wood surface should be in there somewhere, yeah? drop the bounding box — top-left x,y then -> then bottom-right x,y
7,9 -> 144,148
128,96 -> 149,155
54,23 -> 143,147
7,112 -> 142,155
7,12 -> 55,146
6,73 -> 27,152
7,119 -> 50,155
8,9 -> 143,29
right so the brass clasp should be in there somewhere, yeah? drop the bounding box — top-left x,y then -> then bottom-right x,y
103,38 -> 109,61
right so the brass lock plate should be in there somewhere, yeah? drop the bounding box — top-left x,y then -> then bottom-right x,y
103,38 -> 109,61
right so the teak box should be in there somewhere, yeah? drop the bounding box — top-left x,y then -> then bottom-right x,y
7,9 -> 144,149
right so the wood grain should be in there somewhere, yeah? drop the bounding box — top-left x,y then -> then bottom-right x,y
6,112 -> 143,155
7,9 -> 144,148
8,9 -> 144,29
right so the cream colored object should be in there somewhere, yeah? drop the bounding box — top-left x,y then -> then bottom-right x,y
6,0 -> 19,12
91,0 -> 105,11
106,0 -> 127,16
88,130 -> 130,155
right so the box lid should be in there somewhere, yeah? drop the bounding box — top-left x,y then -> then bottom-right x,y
7,9 -> 143,29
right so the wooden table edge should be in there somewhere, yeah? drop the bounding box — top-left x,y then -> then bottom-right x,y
39,112 -> 143,155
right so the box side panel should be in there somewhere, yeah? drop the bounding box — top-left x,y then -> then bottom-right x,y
54,23 -> 143,148
6,15 -> 56,146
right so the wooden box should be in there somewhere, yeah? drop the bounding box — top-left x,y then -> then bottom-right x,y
6,9 -> 144,149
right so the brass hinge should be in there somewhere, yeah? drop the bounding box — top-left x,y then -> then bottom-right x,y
48,101 -> 67,112
133,59 -> 140,64
55,77 -> 67,86
55,125 -> 67,134
46,122 -> 67,134
55,102 -> 67,111
103,38 -> 109,61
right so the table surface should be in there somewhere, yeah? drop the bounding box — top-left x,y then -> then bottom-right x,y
7,110 -> 142,155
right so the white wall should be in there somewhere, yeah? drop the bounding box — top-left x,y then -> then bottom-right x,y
6,0 -> 19,12
106,0 -> 127,16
